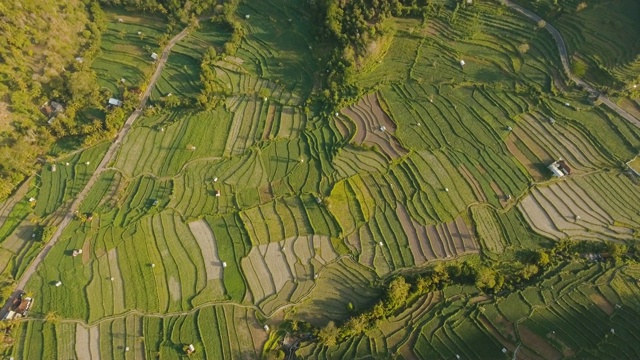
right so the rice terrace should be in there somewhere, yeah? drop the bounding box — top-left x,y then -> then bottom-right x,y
0,0 -> 639,358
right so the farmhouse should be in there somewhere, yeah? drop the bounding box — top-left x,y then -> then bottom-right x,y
4,293 -> 33,320
151,52 -> 159,60
548,160 -> 571,177
108,98 -> 123,107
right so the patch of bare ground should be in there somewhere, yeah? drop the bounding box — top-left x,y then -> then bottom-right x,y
341,93 -> 407,159
168,276 -> 181,301
261,104 -> 277,140
76,324 -> 101,359
397,202 -> 478,264
477,314 -> 518,350
518,325 -> 562,360
75,324 -> 91,359
242,236 -> 338,305
590,293 -> 614,315
518,196 -> 565,240
107,249 -> 125,313
505,134 -> 546,181
458,165 -> 488,202
188,220 -> 223,280
490,181 -> 508,207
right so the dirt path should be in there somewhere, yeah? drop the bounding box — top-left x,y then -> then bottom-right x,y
0,26 -> 191,317
503,0 -> 640,129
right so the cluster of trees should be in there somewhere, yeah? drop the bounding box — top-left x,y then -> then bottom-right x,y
98,0 -> 219,23
315,238 -> 637,346
0,0 -> 109,199
312,0 -> 436,113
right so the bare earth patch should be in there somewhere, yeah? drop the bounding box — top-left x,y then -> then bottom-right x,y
341,92 -> 407,159
241,235 -> 338,305
188,220 -> 223,280
506,134 -> 546,181
590,293 -> 614,315
107,248 -> 125,313
518,325 -> 562,360
397,202 -> 478,265
168,276 -> 181,301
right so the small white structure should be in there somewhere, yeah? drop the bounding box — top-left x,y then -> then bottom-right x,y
151,52 -> 158,61
610,328 -> 615,334
186,344 -> 195,354
32,233 -> 36,238
549,117 -> 555,124
380,126 -> 386,131
213,177 -> 218,182
125,347 -> 130,352
151,263 -> 156,268
575,215 -> 581,221
120,78 -> 126,83
460,60 -> 466,67
86,161 -> 90,165
445,188 -> 449,192
263,97 -> 268,102
379,241 -> 384,246
110,277 -> 115,281
335,112 -> 339,117
417,122 -> 421,126
118,18 -> 123,23
215,190 -> 221,197
66,162 -> 70,166
72,249 -> 83,257
75,57 -> 84,63
548,160 -> 571,177
300,158 -> 304,163
222,261 -> 227,268
506,126 -> 512,131
263,325 -> 269,331
245,14 -> 250,19
137,31 -> 142,35
501,348 -> 507,354
564,102 -> 570,107
51,164 -> 56,172
55,281 -> 62,287
108,98 -> 123,107
29,197 -> 36,202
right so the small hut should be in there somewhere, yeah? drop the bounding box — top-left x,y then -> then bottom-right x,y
459,60 -> 466,67
72,249 -> 83,257
55,281 -> 62,287
186,344 -> 195,355
151,52 -> 158,60
215,190 -> 221,197
108,98 -> 123,107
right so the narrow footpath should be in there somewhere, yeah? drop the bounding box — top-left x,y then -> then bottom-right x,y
504,0 -> 640,129
0,26 -> 190,317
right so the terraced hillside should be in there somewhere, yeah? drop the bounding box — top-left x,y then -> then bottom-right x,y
1,0 -> 639,358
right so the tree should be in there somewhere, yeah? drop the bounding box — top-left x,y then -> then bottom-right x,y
386,276 -> 411,310
520,264 -> 540,280
475,267 -> 497,291
518,43 -> 530,54
318,321 -> 339,346
534,250 -> 550,267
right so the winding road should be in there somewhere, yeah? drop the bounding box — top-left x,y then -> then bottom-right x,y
504,0 -> 640,129
0,26 -> 191,317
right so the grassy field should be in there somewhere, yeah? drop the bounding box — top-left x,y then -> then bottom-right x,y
5,0 -> 640,358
